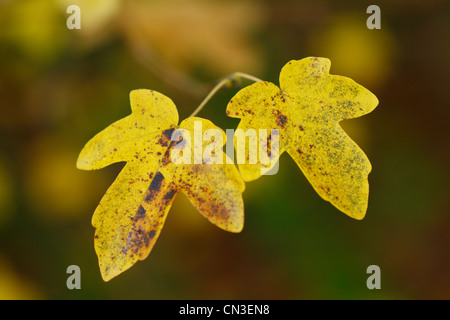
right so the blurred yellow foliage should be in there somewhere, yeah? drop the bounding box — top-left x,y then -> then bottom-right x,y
56,0 -> 121,33
121,0 -> 264,75
24,136 -> 107,220
309,14 -> 396,86
0,0 -> 66,63
0,256 -> 41,300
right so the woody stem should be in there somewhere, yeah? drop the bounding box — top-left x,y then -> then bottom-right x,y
188,72 -> 263,118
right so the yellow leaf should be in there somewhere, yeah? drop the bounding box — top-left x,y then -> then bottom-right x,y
226,57 -> 378,219
77,89 -> 244,281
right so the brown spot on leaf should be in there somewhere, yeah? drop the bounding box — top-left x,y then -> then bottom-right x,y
127,227 -> 151,254
162,128 -> 175,140
157,137 -> 168,147
277,114 -> 287,128
161,149 -> 171,167
163,188 -> 177,200
135,206 -> 146,220
157,129 -> 175,148
143,172 -> 165,202
272,110 -> 288,128
149,172 -> 164,191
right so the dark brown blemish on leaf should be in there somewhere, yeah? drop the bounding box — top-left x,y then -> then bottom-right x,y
148,230 -> 156,240
272,110 -> 288,128
143,172 -> 165,202
196,196 -> 205,204
162,128 -> 175,140
135,206 -> 146,220
142,231 -> 150,248
161,135 -> 184,167
204,201 -> 231,222
277,114 -> 287,128
163,188 -> 177,200
265,132 -> 273,157
169,135 -> 183,148
157,129 -> 174,147
144,192 -> 153,203
157,137 -> 168,147
161,149 -> 171,167
150,172 -> 164,191
127,227 -> 150,254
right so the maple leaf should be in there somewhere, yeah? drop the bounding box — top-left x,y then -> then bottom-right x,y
77,89 -> 244,281
226,57 -> 378,219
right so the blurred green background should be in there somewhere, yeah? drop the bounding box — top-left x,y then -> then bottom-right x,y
0,0 -> 449,299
